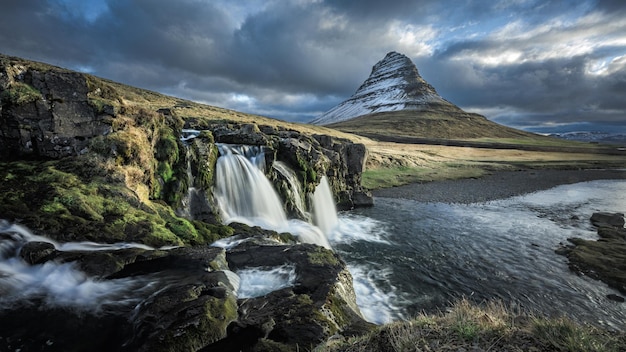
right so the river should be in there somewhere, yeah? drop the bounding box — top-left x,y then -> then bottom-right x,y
330,179 -> 626,330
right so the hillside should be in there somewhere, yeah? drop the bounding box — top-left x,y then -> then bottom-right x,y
0,53 -> 362,144
325,108 -> 541,140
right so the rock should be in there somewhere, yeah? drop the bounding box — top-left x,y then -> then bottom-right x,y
185,120 -> 374,209
0,63 -> 113,159
212,123 -> 269,146
591,212 -> 625,228
19,241 -> 56,264
597,226 -> 626,241
219,242 -> 373,350
607,294 -> 625,302
1,243 -> 240,351
557,213 -> 626,296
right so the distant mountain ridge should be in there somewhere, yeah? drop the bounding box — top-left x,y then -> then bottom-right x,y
311,52 -> 450,125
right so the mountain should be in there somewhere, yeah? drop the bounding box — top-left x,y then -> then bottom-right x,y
311,52 -> 448,125
311,52 -> 542,141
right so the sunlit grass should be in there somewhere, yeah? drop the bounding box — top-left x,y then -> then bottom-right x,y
362,164 -> 485,190
317,299 -> 626,352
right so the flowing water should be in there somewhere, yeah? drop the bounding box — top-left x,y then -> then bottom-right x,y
329,180 -> 626,329
0,222 -> 162,312
214,144 -> 332,249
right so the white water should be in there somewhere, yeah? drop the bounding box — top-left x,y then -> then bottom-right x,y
215,144 -> 287,228
214,144 -> 331,249
311,176 -> 339,235
235,265 -> 297,298
273,161 -> 309,220
0,223 -> 159,311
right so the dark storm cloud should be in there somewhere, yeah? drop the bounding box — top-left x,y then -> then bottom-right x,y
0,0 -> 625,130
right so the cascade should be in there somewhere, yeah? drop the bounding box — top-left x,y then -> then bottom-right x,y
0,221 -> 159,310
214,144 -> 288,228
273,161 -> 309,220
311,176 -> 339,235
213,144 -> 331,249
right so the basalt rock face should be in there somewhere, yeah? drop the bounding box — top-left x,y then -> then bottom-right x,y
311,51 -> 449,125
0,56 -> 113,159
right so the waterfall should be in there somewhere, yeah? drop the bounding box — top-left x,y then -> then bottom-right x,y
215,144 -> 287,228
311,176 -> 339,235
214,144 -> 331,249
273,161 -> 309,220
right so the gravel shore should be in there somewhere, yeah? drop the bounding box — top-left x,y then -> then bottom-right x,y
372,169 -> 626,203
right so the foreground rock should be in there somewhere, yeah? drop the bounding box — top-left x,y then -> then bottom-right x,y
0,225 -> 371,351
223,240 -> 372,350
1,239 -> 238,351
557,212 -> 626,299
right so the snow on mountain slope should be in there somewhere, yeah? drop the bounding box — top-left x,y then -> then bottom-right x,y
311,52 -> 448,125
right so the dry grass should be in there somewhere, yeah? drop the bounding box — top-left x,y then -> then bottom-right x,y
361,140 -> 626,189
318,299 -> 626,352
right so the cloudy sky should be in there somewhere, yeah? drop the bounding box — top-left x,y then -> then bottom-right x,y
1,0 -> 625,133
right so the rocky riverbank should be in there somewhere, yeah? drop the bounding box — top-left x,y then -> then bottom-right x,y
557,212 -> 626,302
372,169 -> 626,203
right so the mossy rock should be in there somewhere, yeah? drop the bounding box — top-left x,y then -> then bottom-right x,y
0,159 -> 232,247
0,81 -> 42,105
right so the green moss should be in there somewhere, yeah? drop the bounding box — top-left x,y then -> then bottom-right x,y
296,155 -> 317,186
204,294 -> 238,336
0,81 -> 42,105
0,160 -> 227,247
156,161 -> 174,182
155,129 -> 179,164
253,339 -> 296,352
153,292 -> 237,351
192,221 -> 234,244
307,246 -> 340,266
195,143 -> 218,190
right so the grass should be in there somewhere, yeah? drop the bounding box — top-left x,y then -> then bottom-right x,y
362,164 -> 485,190
318,299 -> 626,352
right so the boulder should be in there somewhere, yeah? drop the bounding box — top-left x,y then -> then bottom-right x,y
219,241 -> 373,350
590,212 -> 625,228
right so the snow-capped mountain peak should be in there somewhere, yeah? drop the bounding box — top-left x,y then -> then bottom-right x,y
311,51 -> 447,125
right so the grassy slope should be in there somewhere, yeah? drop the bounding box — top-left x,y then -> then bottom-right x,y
319,299 -> 626,352
325,107 -> 541,140
322,108 -> 626,189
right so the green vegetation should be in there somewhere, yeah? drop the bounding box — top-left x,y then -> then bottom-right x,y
327,109 -> 540,140
307,246 -> 341,266
362,164 -> 485,190
319,299 -> 626,352
0,81 -> 42,105
0,160 -> 229,247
